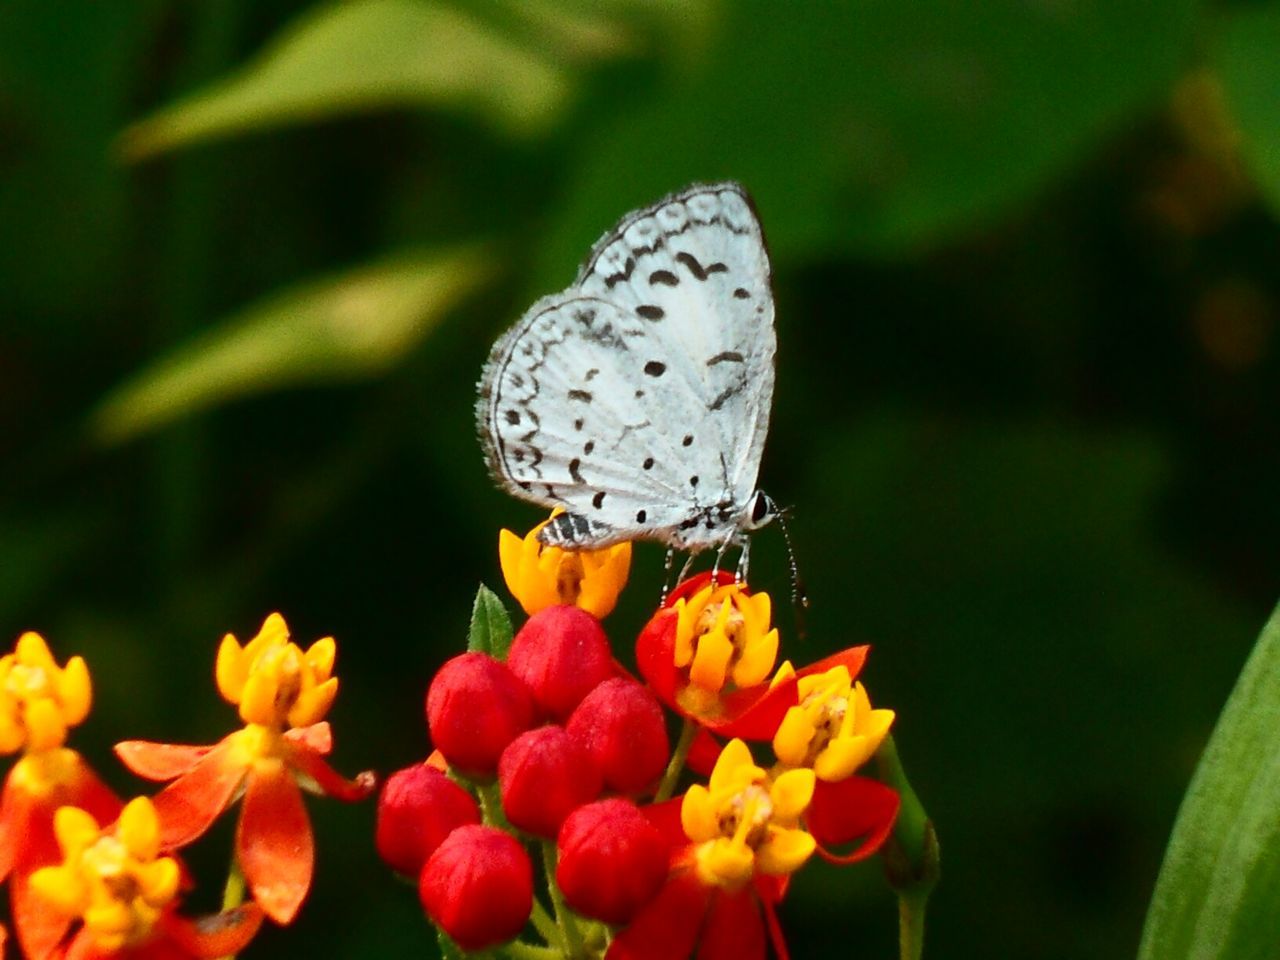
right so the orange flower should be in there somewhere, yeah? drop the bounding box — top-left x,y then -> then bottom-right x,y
0,632 -> 121,960
115,614 -> 374,925
29,797 -> 262,959
499,512 -> 631,618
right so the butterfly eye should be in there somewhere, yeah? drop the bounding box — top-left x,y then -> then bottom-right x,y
748,491 -> 774,527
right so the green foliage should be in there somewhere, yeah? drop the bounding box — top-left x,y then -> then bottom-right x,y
88,246 -> 492,445
1216,4 -> 1280,214
1137,604 -> 1280,960
467,583 -> 514,659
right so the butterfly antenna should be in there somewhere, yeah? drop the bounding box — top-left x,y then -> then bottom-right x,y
775,507 -> 809,640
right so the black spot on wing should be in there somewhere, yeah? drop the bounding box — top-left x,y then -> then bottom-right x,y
568,390 -> 593,403
682,434 -> 694,446
584,440 -> 595,454
504,410 -> 520,424
569,458 -> 585,483
733,288 -> 751,300
636,510 -> 647,523
707,351 -> 744,366
706,262 -> 728,274
644,361 -> 666,377
649,269 -> 679,286
675,252 -> 707,280
637,305 -> 665,320
643,457 -> 654,470
592,491 -> 606,509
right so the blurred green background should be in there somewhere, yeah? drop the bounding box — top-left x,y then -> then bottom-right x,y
3,1 -> 1280,957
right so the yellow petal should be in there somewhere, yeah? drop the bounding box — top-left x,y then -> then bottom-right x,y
238,672 -> 279,726
29,864 -> 86,914
696,837 -> 756,888
215,634 -> 247,704
53,805 -> 101,852
15,632 -> 55,671
680,784 -> 719,842
742,591 -> 772,635
0,715 -> 25,754
84,900 -> 134,937
813,736 -> 870,782
709,739 -> 756,792
305,637 -> 336,681
117,797 -> 160,860
732,628 -> 778,688
255,613 -> 290,646
136,857 -> 181,908
769,660 -> 797,689
58,656 -> 92,726
689,628 -> 733,692
755,827 -> 815,875
770,768 -> 816,821
24,697 -> 68,752
772,706 -> 817,767
288,677 -> 338,728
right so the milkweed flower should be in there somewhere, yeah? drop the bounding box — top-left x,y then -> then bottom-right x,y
771,662 -> 895,782
29,797 -> 262,959
0,632 -> 121,960
499,513 -> 631,618
115,613 -> 375,925
418,824 -> 533,951
375,763 -> 480,878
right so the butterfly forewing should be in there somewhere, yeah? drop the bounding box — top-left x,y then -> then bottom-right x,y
478,182 -> 776,550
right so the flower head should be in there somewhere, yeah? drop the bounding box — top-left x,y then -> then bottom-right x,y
29,797 -> 262,958
0,632 -> 91,756
507,605 -> 616,720
673,581 -> 778,703
500,513 -> 630,619
556,799 -> 667,925
499,725 -> 601,838
426,652 -> 535,778
681,739 -> 815,890
566,678 -> 669,794
115,613 -> 374,925
375,764 -> 480,878
419,824 -> 533,951
772,664 -> 895,782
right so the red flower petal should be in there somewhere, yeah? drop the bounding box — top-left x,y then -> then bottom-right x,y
114,742 -> 214,782
635,609 -> 680,707
807,776 -> 900,864
237,764 -> 313,924
706,674 -> 798,740
283,721 -> 332,756
686,730 -> 722,778
697,889 -> 766,960
283,740 -> 375,803
607,868 -> 710,960
639,799 -> 687,851
151,739 -> 247,850
158,904 -> 264,958
795,646 -> 869,683
663,571 -> 736,609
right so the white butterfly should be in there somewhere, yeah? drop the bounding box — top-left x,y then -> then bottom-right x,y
477,181 -> 778,558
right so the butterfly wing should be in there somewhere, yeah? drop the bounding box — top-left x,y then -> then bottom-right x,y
478,182 -> 776,549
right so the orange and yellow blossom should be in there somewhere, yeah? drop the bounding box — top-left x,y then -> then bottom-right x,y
771,662 -> 895,782
30,797 -> 261,959
499,513 -> 630,618
115,613 -> 374,926
0,632 -> 120,960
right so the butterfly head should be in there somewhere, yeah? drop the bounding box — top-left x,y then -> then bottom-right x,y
742,490 -> 779,533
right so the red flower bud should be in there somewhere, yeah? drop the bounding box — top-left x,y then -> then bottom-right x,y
508,606 -> 616,719
499,725 -> 602,838
556,799 -> 668,925
427,652 -> 536,777
567,677 -> 670,794
375,763 -> 481,877
419,824 -> 534,951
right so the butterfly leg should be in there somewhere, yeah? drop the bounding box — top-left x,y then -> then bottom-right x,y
660,548 -> 678,603
736,537 -> 752,584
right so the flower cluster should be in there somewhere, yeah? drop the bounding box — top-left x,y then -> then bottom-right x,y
0,615 -> 373,959
377,514 -> 902,958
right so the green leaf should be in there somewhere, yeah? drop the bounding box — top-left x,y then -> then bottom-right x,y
545,0 -> 1200,266
119,0 -> 572,159
435,930 -> 465,960
467,583 -> 514,659
1137,602 -> 1280,960
88,245 -> 490,445
1216,4 -> 1280,215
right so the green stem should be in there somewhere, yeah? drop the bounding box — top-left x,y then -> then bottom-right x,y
654,718 -> 697,803
874,735 -> 939,960
217,856 -> 246,960
529,898 -> 566,951
541,841 -> 586,959
502,942 -> 562,960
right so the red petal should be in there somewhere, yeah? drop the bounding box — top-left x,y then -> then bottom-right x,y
635,610 -> 680,708
284,742 -> 375,802
283,722 -> 331,756
807,777 -> 900,864
114,741 -> 213,781
640,800 -> 688,851
151,738 -> 246,850
697,889 -> 765,960
795,646 -> 869,682
0,770 -> 31,882
63,930 -> 105,960
158,904 -> 264,957
706,674 -> 798,741
607,869 -> 710,960
687,730 -> 722,777
238,765 -> 313,924
761,897 -> 791,960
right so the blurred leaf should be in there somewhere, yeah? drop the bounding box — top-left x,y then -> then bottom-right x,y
89,245 -> 491,445
120,0 -> 572,159
466,583 -> 513,658
1216,4 -> 1280,214
1136,602 -> 1280,960
546,0 -> 1199,267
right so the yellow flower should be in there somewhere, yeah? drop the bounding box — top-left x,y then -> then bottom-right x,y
772,665 -> 894,782
680,739 -> 815,890
499,512 -> 631,618
30,798 -> 180,951
215,613 -> 338,729
673,581 -> 778,697
0,632 -> 92,756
